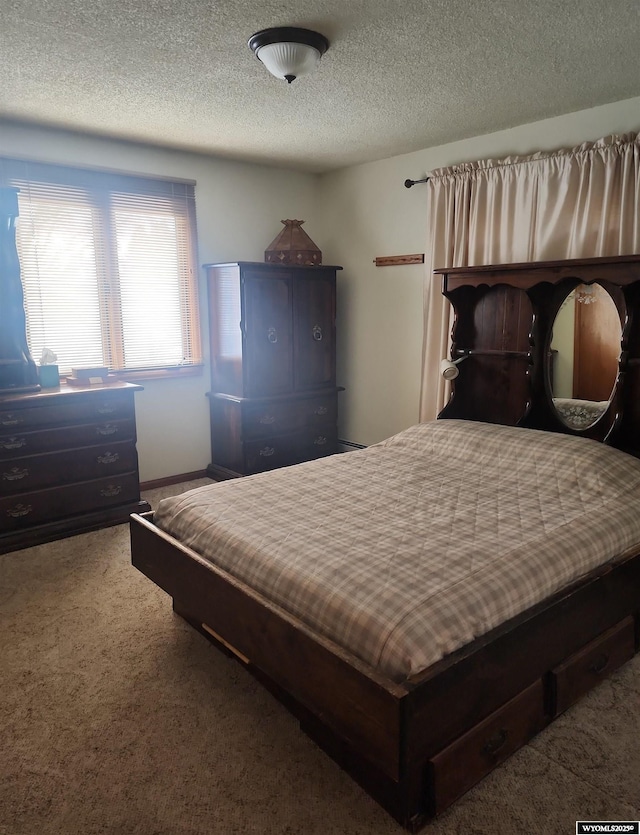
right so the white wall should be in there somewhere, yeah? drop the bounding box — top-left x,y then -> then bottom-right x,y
318,96 -> 640,446
0,122 -> 321,481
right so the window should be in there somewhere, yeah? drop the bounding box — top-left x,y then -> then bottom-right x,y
0,157 -> 201,377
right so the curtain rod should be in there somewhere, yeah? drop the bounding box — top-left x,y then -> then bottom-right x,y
404,176 -> 430,188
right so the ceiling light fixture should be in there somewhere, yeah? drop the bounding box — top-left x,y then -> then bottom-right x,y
248,27 -> 329,84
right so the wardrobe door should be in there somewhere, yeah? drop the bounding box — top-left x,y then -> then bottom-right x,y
293,271 -> 336,391
572,283 -> 621,402
243,270 -> 293,397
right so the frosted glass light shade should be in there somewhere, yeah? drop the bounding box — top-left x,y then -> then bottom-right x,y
256,42 -> 321,82
248,27 -> 329,83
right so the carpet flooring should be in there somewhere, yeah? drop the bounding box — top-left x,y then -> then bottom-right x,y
1,479 -> 639,834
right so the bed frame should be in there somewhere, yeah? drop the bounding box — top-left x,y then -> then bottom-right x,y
130,254 -> 640,831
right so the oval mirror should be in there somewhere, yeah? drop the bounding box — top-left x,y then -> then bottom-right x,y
549,282 -> 622,430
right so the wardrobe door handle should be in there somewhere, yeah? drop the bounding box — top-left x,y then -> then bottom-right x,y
312,325 -> 323,341
267,327 -> 278,344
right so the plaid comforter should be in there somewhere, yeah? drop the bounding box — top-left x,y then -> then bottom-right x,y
154,420 -> 640,682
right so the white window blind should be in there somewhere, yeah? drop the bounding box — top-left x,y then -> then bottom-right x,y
0,157 -> 201,375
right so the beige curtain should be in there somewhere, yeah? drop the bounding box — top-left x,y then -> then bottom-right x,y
419,132 -> 640,421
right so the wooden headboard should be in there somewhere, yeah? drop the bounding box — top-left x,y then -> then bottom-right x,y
435,254 -> 640,458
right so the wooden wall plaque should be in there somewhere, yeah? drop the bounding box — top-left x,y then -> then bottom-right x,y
374,254 -> 425,267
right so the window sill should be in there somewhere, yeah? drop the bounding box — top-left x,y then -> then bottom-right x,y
56,364 -> 204,387
111,364 -> 204,382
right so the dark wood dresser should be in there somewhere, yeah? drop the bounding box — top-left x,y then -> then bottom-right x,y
0,381 -> 150,554
205,261 -> 342,478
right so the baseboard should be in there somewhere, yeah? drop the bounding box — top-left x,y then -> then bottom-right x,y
338,439 -> 367,452
140,470 -> 209,491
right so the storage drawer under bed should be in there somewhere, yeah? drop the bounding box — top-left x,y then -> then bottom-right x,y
550,616 -> 636,716
428,679 -> 548,816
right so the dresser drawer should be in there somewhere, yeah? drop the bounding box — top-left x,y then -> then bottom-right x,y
550,617 -> 636,716
244,437 -> 295,474
296,426 -> 338,461
0,442 -> 138,494
0,394 -> 133,430
242,393 -> 337,440
428,679 -> 547,815
243,401 -> 297,439
244,426 -> 338,474
0,471 -> 141,532
0,419 -> 136,459
295,394 -> 337,428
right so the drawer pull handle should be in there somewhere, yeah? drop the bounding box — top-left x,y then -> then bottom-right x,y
314,406 -> 328,416
100,484 -> 122,497
7,503 -> 33,518
97,452 -> 120,465
0,437 -> 26,450
314,436 -> 327,446
312,325 -> 323,341
259,446 -> 275,457
481,728 -> 508,759
96,424 -> 118,436
1,414 -> 22,426
96,404 -> 116,415
2,467 -> 29,481
267,327 -> 278,344
258,414 -> 276,425
589,653 -> 609,675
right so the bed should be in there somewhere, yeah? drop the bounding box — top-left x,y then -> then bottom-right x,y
130,253 -> 640,831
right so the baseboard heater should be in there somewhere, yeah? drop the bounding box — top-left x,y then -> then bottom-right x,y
338,439 -> 367,452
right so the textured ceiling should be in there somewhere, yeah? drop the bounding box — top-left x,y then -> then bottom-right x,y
1,0 -> 639,173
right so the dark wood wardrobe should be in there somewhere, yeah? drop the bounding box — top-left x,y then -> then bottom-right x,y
204,261 -> 342,479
